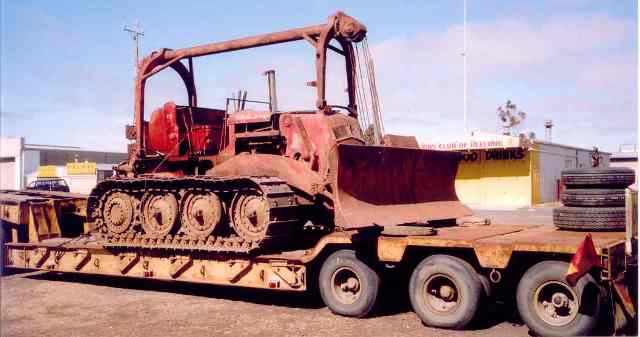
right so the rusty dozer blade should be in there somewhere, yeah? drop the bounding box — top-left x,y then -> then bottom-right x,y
330,144 -> 471,228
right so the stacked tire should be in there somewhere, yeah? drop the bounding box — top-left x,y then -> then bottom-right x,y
554,168 -> 635,231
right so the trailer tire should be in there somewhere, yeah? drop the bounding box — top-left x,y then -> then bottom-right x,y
319,249 -> 379,317
560,188 -> 625,207
516,261 -> 601,337
409,254 -> 482,330
561,168 -> 635,188
553,206 -> 625,231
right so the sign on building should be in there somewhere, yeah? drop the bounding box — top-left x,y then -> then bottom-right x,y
37,165 -> 58,178
66,161 -> 97,175
423,132 -> 527,151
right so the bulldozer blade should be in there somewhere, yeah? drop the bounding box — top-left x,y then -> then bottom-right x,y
330,144 -> 471,228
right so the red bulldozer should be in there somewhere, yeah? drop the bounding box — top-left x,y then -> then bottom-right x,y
88,12 -> 470,253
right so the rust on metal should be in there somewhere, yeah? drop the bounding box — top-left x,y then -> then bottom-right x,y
331,144 -> 471,228
382,134 -> 419,148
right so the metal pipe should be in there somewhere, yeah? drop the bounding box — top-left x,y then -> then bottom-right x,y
164,24 -> 326,60
264,70 -> 278,112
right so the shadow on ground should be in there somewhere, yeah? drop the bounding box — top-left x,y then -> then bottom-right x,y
23,270 -> 324,309
14,268 -> 526,332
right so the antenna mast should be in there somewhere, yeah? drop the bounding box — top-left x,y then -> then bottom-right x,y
124,20 -> 144,74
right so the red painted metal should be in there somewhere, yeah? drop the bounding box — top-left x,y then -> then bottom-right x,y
147,102 -> 225,157
148,102 -> 181,156
330,144 -> 471,227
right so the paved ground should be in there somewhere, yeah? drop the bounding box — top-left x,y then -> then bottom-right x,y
0,207 -> 575,337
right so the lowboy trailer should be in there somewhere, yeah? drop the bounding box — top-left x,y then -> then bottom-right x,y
0,189 -> 637,336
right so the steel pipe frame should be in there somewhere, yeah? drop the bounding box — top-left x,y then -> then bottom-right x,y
133,12 -> 366,158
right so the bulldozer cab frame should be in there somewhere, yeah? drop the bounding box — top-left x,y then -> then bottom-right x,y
132,11 -> 366,159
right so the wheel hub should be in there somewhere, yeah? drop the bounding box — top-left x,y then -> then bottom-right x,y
181,191 -> 222,238
102,192 -> 134,234
340,276 -> 360,293
439,285 -> 456,301
534,281 -> 579,327
551,292 -> 570,308
424,274 -> 460,313
142,192 -> 178,236
332,267 -> 362,304
232,192 -> 269,242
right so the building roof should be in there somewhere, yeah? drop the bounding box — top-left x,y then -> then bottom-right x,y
25,143 -> 83,151
532,140 -> 611,155
611,152 -> 638,161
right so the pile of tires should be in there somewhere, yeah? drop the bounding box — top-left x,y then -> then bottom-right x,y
554,167 -> 635,231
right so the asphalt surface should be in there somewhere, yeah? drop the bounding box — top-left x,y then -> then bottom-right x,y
0,207 -> 598,337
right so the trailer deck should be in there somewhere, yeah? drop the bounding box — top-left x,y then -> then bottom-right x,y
0,189 -> 632,290
3,222 -> 630,290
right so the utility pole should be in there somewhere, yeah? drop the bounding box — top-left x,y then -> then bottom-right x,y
124,20 -> 144,74
462,0 -> 468,134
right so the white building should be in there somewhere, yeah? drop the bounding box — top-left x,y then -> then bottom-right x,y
0,137 -> 127,194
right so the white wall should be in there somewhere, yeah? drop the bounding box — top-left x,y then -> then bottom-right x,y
23,150 -> 40,177
66,175 -> 97,194
0,160 -> 16,190
0,137 -> 24,190
535,142 -> 611,203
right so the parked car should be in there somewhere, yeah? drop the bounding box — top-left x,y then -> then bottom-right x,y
26,178 -> 70,192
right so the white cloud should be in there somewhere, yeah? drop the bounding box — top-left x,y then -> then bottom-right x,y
368,12 -> 636,151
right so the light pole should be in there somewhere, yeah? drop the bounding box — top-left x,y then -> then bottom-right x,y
462,0 -> 468,134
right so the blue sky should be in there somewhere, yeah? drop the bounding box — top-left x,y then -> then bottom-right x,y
1,0 -> 637,152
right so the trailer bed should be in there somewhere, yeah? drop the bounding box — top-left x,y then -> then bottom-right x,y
3,223 -> 629,289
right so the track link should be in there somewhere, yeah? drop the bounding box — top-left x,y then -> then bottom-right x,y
88,176 -> 302,254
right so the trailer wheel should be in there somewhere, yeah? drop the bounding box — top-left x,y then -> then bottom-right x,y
409,254 -> 482,330
319,249 -> 379,317
517,261 -> 601,337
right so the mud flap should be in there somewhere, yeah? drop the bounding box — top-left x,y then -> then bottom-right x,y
330,144 -> 471,228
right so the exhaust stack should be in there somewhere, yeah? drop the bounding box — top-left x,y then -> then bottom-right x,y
264,69 -> 278,112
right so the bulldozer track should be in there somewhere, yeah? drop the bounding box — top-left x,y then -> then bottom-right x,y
88,176 -> 302,254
